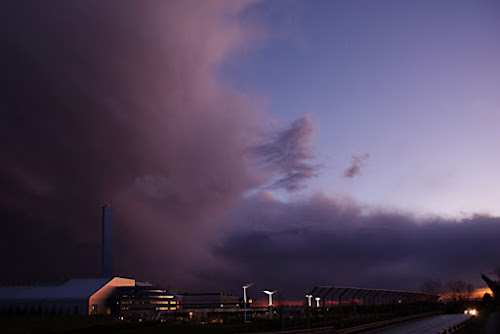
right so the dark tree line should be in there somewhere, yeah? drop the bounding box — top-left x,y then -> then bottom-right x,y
419,278 -> 473,302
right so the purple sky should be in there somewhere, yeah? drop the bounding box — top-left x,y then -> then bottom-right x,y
1,1 -> 499,300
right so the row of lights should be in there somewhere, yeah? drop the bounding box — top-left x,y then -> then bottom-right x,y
242,283 -> 277,307
244,284 -> 322,309
305,294 -> 321,307
242,283 -> 278,323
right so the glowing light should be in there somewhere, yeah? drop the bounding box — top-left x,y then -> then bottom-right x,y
471,287 -> 493,299
305,294 -> 313,307
263,290 -> 277,306
464,308 -> 478,316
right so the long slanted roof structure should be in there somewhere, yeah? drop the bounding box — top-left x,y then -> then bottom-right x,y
308,286 -> 437,306
0,277 -> 135,301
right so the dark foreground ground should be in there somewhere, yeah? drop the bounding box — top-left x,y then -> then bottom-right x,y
2,310 -> 498,334
481,311 -> 500,334
3,315 -> 266,334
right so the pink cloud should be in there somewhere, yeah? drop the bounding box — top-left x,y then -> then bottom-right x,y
344,153 -> 370,178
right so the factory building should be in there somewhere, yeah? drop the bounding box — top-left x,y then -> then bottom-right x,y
0,205 -> 183,319
110,286 -> 179,320
0,277 -> 135,315
0,205 -> 135,317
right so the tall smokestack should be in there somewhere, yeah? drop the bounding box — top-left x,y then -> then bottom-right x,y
102,204 -> 113,277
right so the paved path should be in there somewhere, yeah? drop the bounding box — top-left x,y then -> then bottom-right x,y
375,314 -> 471,334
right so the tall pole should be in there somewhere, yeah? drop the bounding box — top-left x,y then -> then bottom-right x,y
305,294 -> 313,328
102,204 -> 113,277
306,295 -> 313,307
244,287 -> 247,323
243,283 -> 253,323
263,290 -> 276,319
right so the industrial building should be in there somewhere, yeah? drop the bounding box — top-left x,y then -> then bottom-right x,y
0,205 -> 138,316
0,277 -> 135,315
110,285 -> 179,320
0,205 -> 237,320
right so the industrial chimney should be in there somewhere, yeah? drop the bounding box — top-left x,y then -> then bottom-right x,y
102,204 -> 113,277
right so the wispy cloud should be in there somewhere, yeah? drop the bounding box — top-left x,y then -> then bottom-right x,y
344,153 -> 370,178
252,115 -> 322,192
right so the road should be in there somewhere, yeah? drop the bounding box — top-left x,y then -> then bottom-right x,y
374,314 -> 471,334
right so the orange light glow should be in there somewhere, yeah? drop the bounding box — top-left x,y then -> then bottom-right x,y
472,287 -> 493,299
439,286 -> 493,301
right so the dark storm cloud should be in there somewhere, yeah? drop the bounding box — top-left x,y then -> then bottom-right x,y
252,115 -> 322,192
0,0 -> 326,290
344,153 -> 370,178
0,0 -> 274,288
212,193 -> 500,299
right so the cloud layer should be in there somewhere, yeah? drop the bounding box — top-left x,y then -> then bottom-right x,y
213,193 -> 500,299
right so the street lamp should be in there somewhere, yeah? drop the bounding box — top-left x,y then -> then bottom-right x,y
305,294 -> 313,307
263,290 -> 277,306
315,297 -> 321,308
242,283 -> 253,323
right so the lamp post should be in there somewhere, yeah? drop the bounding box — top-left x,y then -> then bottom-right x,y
263,290 -> 277,319
242,283 -> 253,323
315,297 -> 321,308
263,290 -> 277,306
305,294 -> 313,307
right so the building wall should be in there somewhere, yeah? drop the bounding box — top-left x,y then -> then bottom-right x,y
110,286 -> 178,320
0,299 -> 88,315
0,278 -> 136,316
182,293 -> 240,309
88,277 -> 135,315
